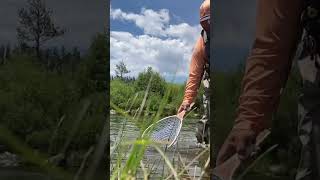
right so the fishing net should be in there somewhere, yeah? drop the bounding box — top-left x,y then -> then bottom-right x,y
145,116 -> 182,146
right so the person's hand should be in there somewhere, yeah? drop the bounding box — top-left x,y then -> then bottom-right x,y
216,127 -> 257,166
177,102 -> 190,114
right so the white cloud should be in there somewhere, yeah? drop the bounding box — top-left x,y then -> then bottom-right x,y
110,7 -> 202,82
111,7 -> 170,36
165,23 -> 200,46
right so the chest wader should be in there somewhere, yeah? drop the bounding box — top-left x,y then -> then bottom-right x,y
295,1 -> 320,179
196,30 -> 211,145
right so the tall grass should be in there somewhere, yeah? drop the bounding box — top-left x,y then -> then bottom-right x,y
110,77 -> 210,179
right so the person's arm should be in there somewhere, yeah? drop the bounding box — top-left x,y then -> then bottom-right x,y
217,0 -> 303,165
179,36 -> 207,112
234,0 -> 303,134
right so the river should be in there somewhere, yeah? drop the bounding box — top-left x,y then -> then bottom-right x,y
110,115 -> 210,179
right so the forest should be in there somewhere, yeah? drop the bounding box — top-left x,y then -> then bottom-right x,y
0,0 -> 108,179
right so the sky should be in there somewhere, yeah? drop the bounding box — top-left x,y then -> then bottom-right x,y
212,0 -> 257,70
0,0 -> 107,53
110,0 -> 203,83
0,0 -> 258,82
111,0 -> 258,83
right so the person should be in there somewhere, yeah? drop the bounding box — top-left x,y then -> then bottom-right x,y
216,0 -> 320,179
177,0 -> 210,146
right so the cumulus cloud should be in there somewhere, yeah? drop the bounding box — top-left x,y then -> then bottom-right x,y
110,7 -> 201,82
111,7 -> 170,36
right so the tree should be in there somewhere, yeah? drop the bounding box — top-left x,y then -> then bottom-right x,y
70,47 -> 80,76
88,33 -> 109,92
5,44 -> 11,60
115,60 -> 130,80
72,47 -> 80,60
60,46 -> 66,60
0,45 -> 4,63
135,67 -> 166,96
1,44 -> 11,64
17,0 -> 65,59
18,41 -> 31,54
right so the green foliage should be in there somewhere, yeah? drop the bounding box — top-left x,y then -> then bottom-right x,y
213,70 -> 243,147
146,93 -> 162,112
87,33 -> 109,92
0,53 -> 106,152
165,83 -> 186,115
26,130 -> 52,149
134,67 -> 166,96
0,32 -> 109,178
110,79 -> 135,110
110,71 -> 205,117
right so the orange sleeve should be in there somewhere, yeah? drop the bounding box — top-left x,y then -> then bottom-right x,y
234,0 -> 302,133
182,36 -> 207,105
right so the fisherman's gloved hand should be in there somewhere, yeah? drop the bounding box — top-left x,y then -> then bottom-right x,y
177,102 -> 191,114
216,123 -> 259,166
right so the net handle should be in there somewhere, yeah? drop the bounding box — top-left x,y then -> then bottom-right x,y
177,110 -> 186,120
213,129 -> 271,180
176,102 -> 195,120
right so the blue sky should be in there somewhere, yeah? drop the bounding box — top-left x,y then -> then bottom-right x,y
110,0 -> 203,83
110,0 -> 258,83
111,0 -> 201,33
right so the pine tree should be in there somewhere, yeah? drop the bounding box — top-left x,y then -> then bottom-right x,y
17,0 -> 65,59
115,60 -> 130,80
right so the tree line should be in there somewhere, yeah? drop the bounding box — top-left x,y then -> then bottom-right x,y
0,0 -> 108,178
110,61 -> 205,117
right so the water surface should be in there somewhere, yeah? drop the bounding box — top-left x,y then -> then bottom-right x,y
110,115 -> 210,179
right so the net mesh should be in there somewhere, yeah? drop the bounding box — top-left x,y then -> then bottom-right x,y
147,116 -> 181,145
